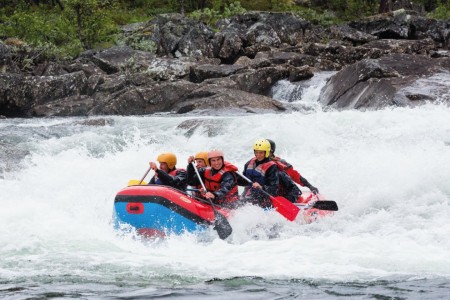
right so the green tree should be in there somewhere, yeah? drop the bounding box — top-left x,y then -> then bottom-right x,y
62,0 -> 117,49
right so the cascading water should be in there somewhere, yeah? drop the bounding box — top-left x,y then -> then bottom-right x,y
1,73 -> 449,299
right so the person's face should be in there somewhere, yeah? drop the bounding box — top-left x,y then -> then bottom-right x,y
159,162 -> 170,172
254,150 -> 266,161
195,159 -> 207,168
210,157 -> 223,170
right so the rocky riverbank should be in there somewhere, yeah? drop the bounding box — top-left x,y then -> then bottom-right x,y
1,9 -> 449,118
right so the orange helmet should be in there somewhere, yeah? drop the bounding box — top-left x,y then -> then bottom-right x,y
157,152 -> 177,169
207,149 -> 224,163
195,151 -> 209,166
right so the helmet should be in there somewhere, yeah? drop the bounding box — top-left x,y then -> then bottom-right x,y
253,139 -> 271,158
207,149 -> 224,162
267,139 -> 276,154
195,151 -> 209,166
157,152 -> 177,169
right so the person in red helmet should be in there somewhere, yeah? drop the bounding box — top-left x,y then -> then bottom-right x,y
187,149 -> 239,208
267,139 -> 319,195
149,152 -> 187,191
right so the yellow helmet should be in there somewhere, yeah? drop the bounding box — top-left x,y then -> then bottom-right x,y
157,152 -> 177,169
253,139 -> 271,158
195,151 -> 209,166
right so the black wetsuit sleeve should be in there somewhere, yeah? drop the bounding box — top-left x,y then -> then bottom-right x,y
213,172 -> 236,199
186,163 -> 200,186
237,162 -> 250,186
263,164 -> 278,196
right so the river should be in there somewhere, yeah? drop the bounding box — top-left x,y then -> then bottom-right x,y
1,74 -> 449,299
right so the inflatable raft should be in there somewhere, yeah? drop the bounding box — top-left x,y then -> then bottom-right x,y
113,184 -> 336,238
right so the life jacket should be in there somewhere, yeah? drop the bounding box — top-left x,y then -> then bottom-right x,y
272,156 -> 302,185
244,157 -> 277,186
154,169 -> 182,185
272,157 -> 291,171
204,162 -> 239,203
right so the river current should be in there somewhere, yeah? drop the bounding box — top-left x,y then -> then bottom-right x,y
1,74 -> 449,299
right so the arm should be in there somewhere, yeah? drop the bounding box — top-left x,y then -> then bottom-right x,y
212,172 -> 236,199
186,163 -> 201,186
155,169 -> 186,188
262,164 -> 278,196
299,175 -> 319,194
285,167 -> 302,185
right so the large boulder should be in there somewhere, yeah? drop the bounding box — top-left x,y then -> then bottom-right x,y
145,13 -> 217,58
89,80 -> 198,115
90,46 -> 156,74
173,85 -> 286,114
320,53 -> 450,109
0,72 -> 87,117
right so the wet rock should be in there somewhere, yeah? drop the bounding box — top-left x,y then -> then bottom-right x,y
230,66 -> 288,95
320,53 -> 450,109
145,13 -> 217,58
174,86 -> 286,114
146,57 -> 220,81
75,118 -> 115,126
190,64 -> 246,83
288,65 -> 314,82
33,95 -> 94,117
176,119 -> 226,137
90,46 -> 156,74
89,80 -> 198,115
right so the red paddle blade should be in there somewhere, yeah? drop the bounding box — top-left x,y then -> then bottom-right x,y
271,196 -> 300,221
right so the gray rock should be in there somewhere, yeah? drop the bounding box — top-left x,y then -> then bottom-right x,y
90,46 -> 156,74
230,66 -> 289,95
190,64 -> 246,83
320,53 -> 450,109
173,86 -> 286,114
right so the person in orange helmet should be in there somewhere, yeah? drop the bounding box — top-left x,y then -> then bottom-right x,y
194,151 -> 209,168
149,152 -> 187,191
187,149 -> 239,208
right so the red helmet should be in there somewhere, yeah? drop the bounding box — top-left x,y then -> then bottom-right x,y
207,149 -> 224,163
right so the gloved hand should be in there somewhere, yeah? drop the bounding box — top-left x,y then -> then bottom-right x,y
307,184 -> 319,194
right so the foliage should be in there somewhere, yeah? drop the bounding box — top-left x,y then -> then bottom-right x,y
189,1 -> 246,25
62,0 -> 118,50
294,8 -> 341,25
427,2 -> 450,20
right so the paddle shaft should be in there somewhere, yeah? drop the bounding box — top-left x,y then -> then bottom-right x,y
235,171 -> 273,198
138,167 -> 152,185
191,162 -> 232,239
192,162 -> 207,191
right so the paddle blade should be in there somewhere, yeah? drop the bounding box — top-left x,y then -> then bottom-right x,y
127,179 -> 148,186
271,196 -> 300,221
312,200 -> 338,211
213,212 -> 233,240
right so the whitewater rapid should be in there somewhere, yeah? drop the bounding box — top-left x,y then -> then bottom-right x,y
1,75 -> 449,297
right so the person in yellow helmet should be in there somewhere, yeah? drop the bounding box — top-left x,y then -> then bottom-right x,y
239,139 -> 279,208
186,152 -> 209,197
149,152 -> 187,191
194,151 -> 209,168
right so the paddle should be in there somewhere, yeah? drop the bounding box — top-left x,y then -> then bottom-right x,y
191,162 -> 233,240
236,172 -> 300,221
310,200 -> 338,211
127,167 -> 151,186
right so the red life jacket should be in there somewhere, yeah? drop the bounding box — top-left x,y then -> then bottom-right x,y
272,156 -> 302,185
204,162 -> 239,203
